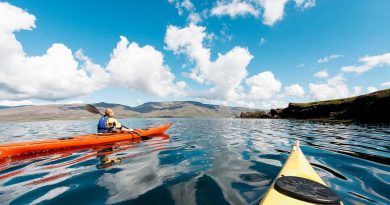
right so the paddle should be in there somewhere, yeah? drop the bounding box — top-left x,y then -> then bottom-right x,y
85,104 -> 103,115
85,104 -> 144,138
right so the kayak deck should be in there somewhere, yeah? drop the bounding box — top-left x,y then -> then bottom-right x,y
260,141 -> 342,205
0,123 -> 172,159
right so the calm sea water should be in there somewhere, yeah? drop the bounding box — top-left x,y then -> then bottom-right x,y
0,118 -> 389,205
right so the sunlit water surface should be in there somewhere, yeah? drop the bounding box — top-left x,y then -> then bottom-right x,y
0,119 -> 389,205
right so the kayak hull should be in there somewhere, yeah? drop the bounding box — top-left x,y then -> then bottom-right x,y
259,141 -> 342,205
0,123 -> 172,159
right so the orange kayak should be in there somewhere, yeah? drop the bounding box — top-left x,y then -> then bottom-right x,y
0,123 -> 172,159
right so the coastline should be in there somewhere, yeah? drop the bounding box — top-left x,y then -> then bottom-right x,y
240,89 -> 390,122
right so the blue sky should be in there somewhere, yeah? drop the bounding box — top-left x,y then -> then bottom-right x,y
0,0 -> 389,108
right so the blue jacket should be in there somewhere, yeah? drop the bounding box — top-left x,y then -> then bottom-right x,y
97,116 -> 109,133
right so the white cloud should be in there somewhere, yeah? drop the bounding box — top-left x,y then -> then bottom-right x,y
168,0 -> 201,24
0,2 -> 188,102
0,3 -> 110,101
318,54 -> 342,63
107,36 -> 187,97
294,0 -> 315,9
0,2 -> 36,32
168,0 -> 194,16
65,100 -> 84,104
314,69 -> 328,78
188,12 -> 202,24
381,81 -> 390,88
219,23 -> 234,42
259,0 -> 289,26
165,24 -> 288,108
0,100 -> 32,106
309,75 -> 360,101
258,100 -> 287,109
209,0 -> 315,26
341,53 -> 390,74
367,86 -> 378,93
353,86 -> 362,96
165,24 -> 252,101
211,0 -> 260,18
205,47 -> 253,101
246,71 -> 282,100
165,24 -> 210,77
284,84 -> 305,97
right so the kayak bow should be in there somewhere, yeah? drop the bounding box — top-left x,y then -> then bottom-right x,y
0,123 -> 172,159
260,141 -> 342,205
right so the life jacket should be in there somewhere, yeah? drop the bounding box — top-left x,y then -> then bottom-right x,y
97,115 -> 109,133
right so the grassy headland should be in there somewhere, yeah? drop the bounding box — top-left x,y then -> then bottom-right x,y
241,89 -> 390,122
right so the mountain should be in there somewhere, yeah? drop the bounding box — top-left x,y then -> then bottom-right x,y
0,101 -> 259,122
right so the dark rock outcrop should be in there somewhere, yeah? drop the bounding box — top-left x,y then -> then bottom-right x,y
280,89 -> 390,122
270,108 -> 284,118
239,89 -> 390,122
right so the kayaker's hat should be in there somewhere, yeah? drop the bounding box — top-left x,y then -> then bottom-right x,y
105,108 -> 114,117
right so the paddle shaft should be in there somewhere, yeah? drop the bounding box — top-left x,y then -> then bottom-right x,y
85,104 -> 131,129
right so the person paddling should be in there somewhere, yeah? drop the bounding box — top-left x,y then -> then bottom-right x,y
97,108 -> 133,133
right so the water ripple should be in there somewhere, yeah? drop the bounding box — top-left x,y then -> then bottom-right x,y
0,119 -> 389,204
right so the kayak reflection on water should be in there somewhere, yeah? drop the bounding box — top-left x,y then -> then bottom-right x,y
96,147 -> 122,169
95,134 -> 170,169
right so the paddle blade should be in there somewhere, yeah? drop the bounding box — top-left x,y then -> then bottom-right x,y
85,104 -> 103,115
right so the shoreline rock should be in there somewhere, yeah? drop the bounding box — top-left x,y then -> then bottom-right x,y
240,89 -> 390,122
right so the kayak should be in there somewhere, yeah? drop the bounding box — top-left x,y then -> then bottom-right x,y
0,123 -> 172,159
260,141 -> 342,205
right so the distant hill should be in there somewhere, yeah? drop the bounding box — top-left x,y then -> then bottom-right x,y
0,101 -> 259,122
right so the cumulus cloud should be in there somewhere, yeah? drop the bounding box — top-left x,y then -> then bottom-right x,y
0,2 -> 36,32
165,24 -> 252,101
165,24 -> 287,108
246,71 -> 282,100
0,2 -> 110,101
168,0 -> 201,24
309,75 -> 361,101
367,86 -> 378,93
259,0 -> 316,25
259,0 -> 289,26
188,13 -> 202,24
0,100 -> 32,106
284,84 -> 305,97
258,99 -> 287,109
209,0 -> 315,26
211,0 -> 260,18
65,100 -> 84,104
341,53 -> 390,74
107,36 -> 187,97
381,81 -> 390,88
318,54 -> 342,63
168,0 -> 193,15
0,2 -> 186,102
294,0 -> 315,9
314,69 -> 328,78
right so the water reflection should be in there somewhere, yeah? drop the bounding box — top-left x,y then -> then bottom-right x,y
0,119 -> 389,205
